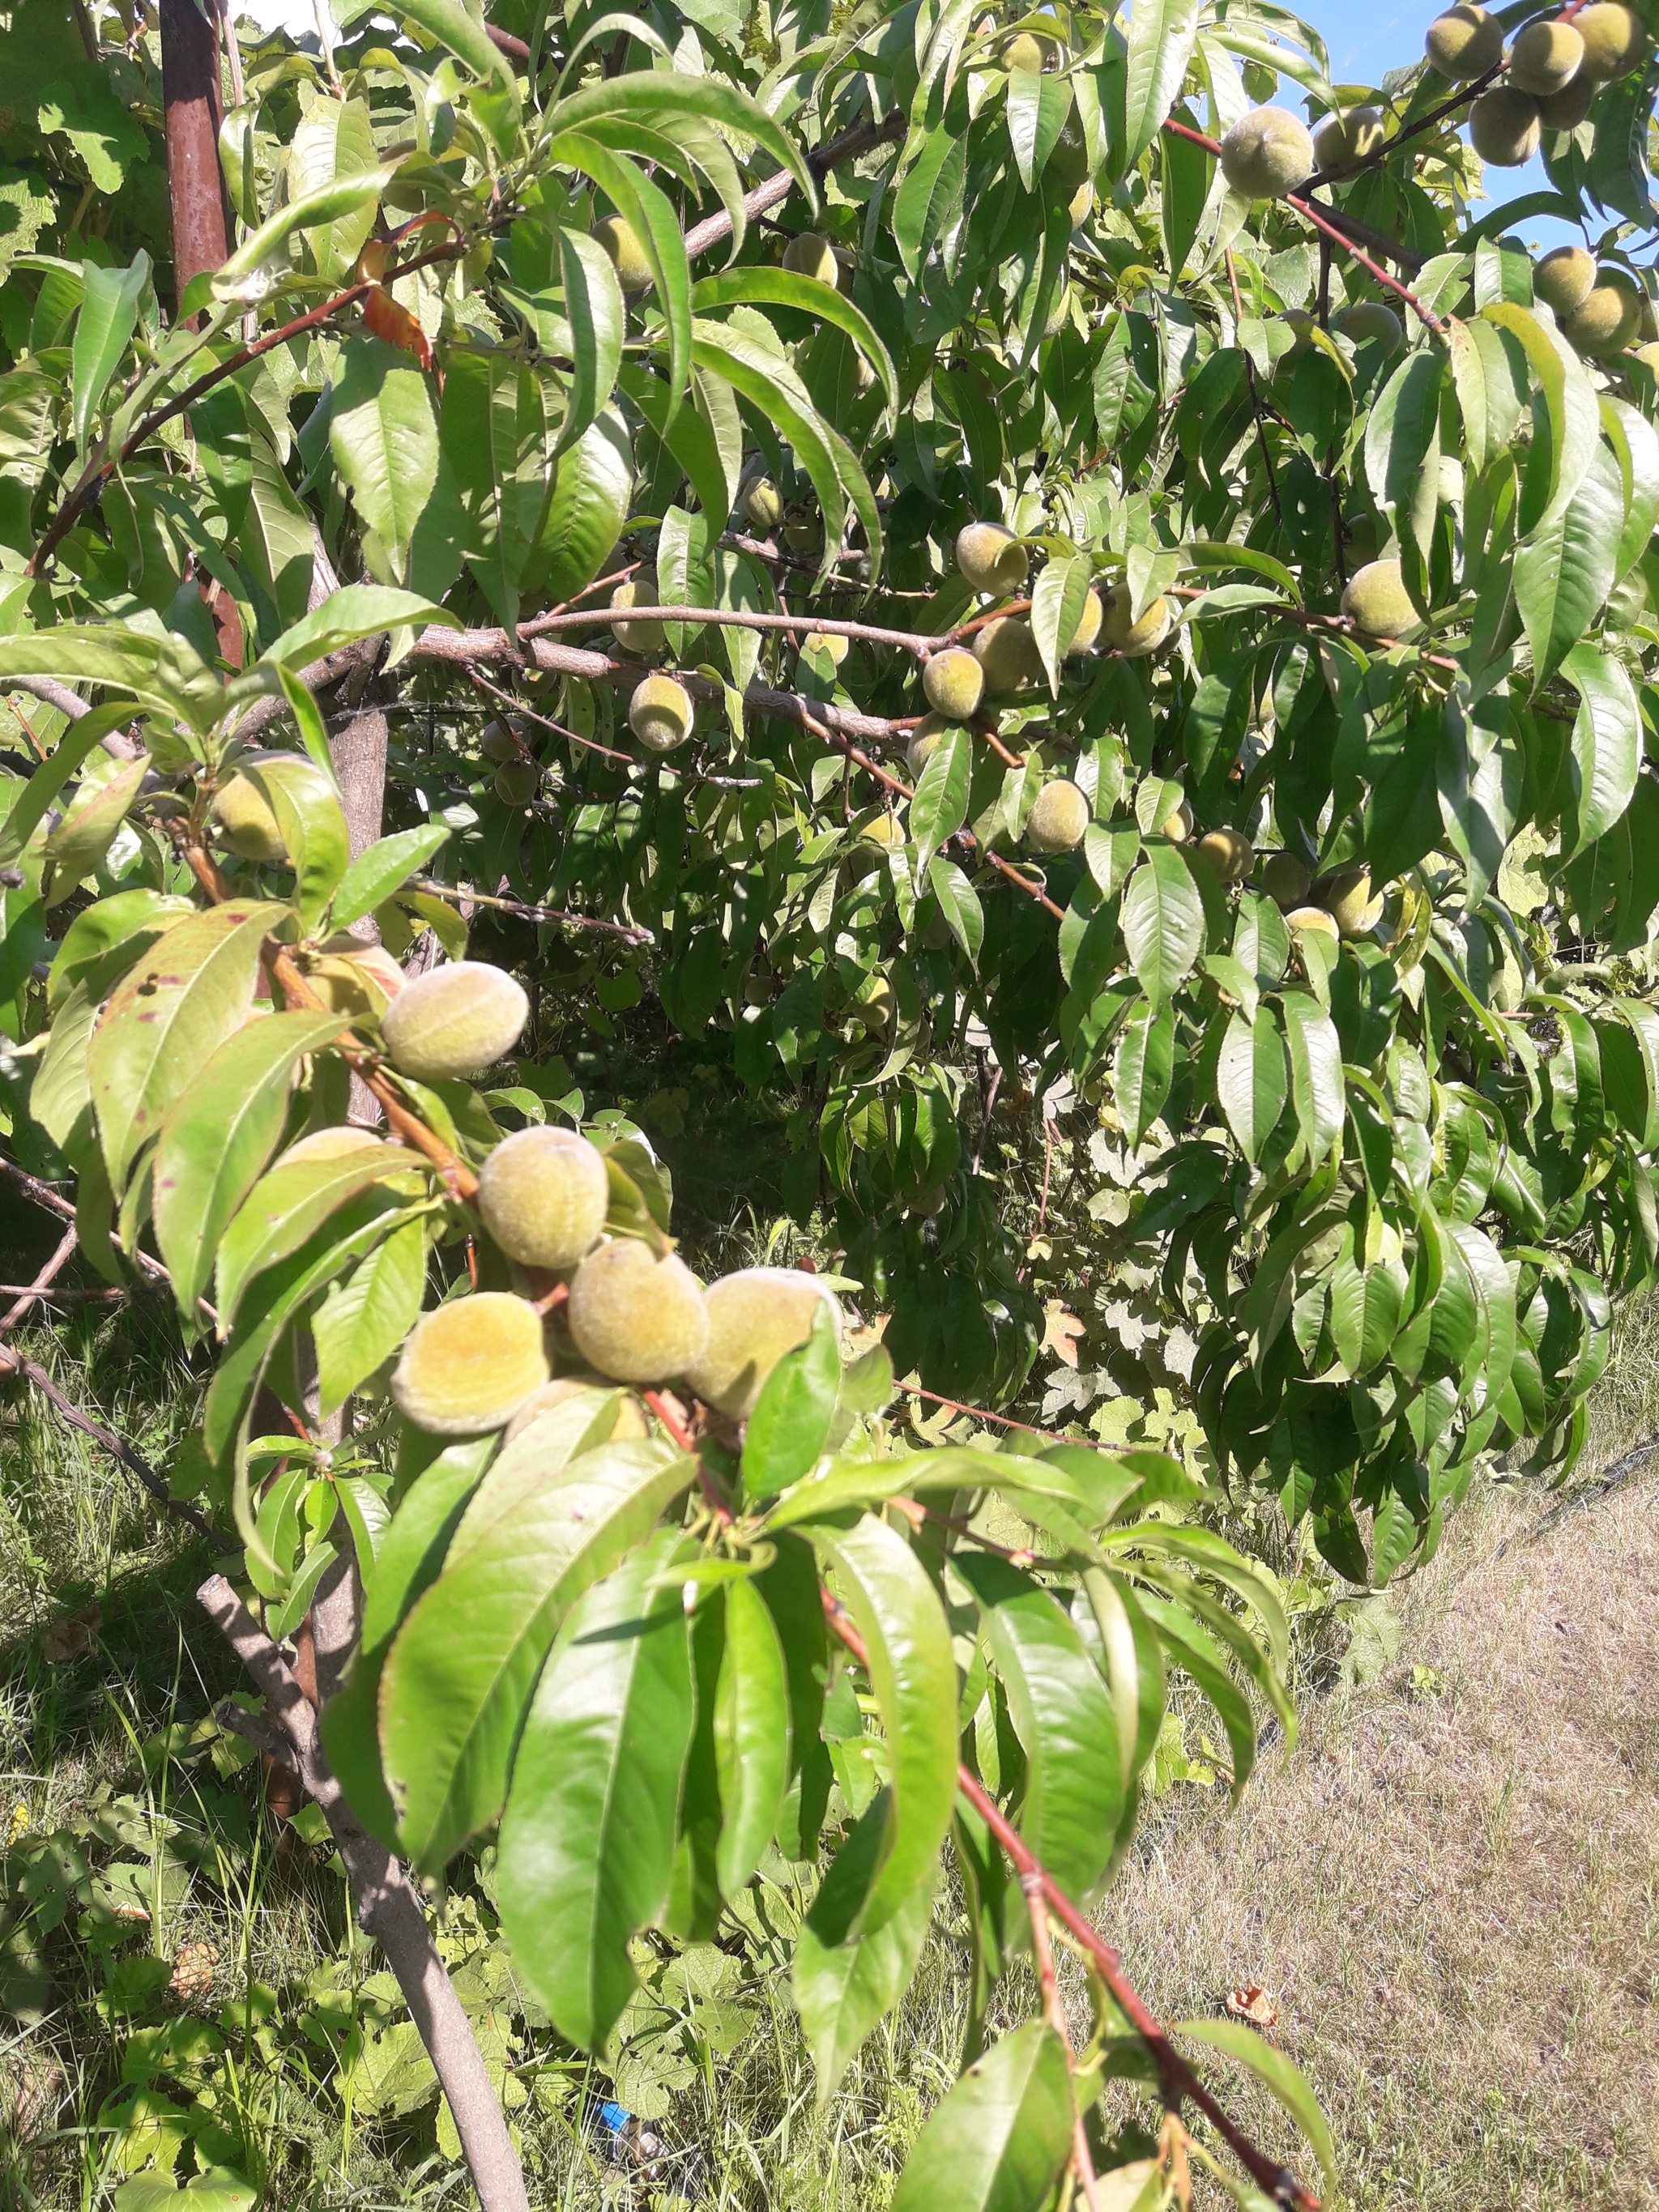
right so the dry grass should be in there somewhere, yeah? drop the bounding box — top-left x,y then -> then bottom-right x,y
1093,1462 -> 1659,2209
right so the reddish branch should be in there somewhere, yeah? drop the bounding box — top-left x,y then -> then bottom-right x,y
820,1591 -> 1320,2212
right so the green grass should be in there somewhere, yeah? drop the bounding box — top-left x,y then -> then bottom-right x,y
4,1278 -> 1657,2208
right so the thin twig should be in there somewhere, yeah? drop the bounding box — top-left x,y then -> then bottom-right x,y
410,877 -> 653,945
1021,1870 -> 1102,2212
0,1225 -> 80,1342
682,109 -> 906,261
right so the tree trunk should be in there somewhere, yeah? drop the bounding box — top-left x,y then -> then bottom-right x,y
159,0 -> 232,310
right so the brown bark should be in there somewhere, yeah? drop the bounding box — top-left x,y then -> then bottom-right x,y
159,0 -> 232,311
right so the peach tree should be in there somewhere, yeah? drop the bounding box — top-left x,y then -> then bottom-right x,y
4,0 -> 1659,2203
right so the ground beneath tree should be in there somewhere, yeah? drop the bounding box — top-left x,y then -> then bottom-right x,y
1098,1464 -> 1659,2209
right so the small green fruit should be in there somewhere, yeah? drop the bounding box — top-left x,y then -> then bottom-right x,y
1286,903 -> 1340,940
477,1125 -> 611,1270
923,647 -> 986,720
1025,779 -> 1090,854
594,214 -> 653,294
1469,86 -> 1543,164
1635,339 -> 1659,371
480,720 -> 519,764
1564,279 -> 1642,355
861,975 -> 896,1031
1103,589 -> 1172,658
493,760 -> 539,807
211,774 -> 286,863
611,573 -> 667,655
1508,19 -> 1585,94
1538,74 -> 1597,127
629,673 -> 695,752
1048,111 -> 1091,196
684,1266 -> 843,1417
1002,29 -> 1058,71
956,521 -> 1029,595
1332,300 -> 1404,350
567,1238 -> 710,1383
1314,105 -> 1385,167
783,512 -> 821,555
801,629 -> 849,667
783,232 -> 839,285
504,1376 -> 649,1447
1219,107 -> 1316,199
1065,587 -> 1105,655
973,615 -> 1044,697
1162,799 -> 1194,844
1425,2 -> 1504,78
906,714 -> 951,778
381,960 -> 530,1080
1341,559 -> 1417,640
1194,826 -> 1255,884
1259,850 -> 1313,909
1319,865 -> 1384,936
1534,245 -> 1598,316
744,476 -> 784,531
1575,2 -> 1646,79
391,1292 -> 550,1436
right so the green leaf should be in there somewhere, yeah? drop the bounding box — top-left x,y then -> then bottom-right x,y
1007,70 -> 1073,194
262,584 -> 463,671
691,321 -> 847,574
313,1217 -> 428,1416
1175,2019 -> 1334,2186
379,1440 -> 691,1873
286,96 -> 380,279
893,125 -> 967,284
792,1790 -> 936,2095
1216,1004 -> 1286,1164
1124,0 -> 1202,169
329,337 -> 464,599
714,1576 -> 792,1895
557,228 -> 627,455
1482,301 -> 1601,543
910,724 -> 971,886
1601,394 -> 1659,584
550,72 -> 813,219
338,0 -> 515,84
1122,845 -> 1203,1005
71,252 -> 148,454
956,1554 -> 1121,1901
0,629 -> 211,729
1281,989 -> 1343,1165
87,901 -> 287,1196
527,406 -> 634,603
1363,350 -> 1443,597
214,164 -> 403,296
553,134 -> 691,431
331,825 -> 450,932
0,704 -> 136,872
692,267 -> 898,413
928,856 -> 983,968
215,1144 -> 428,1328
151,1010 -> 346,1323
1561,641 -> 1640,859
1030,552 -> 1092,697
1514,441 -> 1623,691
812,1515 -> 957,1939
742,1302 -> 842,1500
49,889 -> 194,1011
240,753 -> 351,931
239,431 -> 314,631
888,2021 -> 1074,2212
41,751 -> 150,906
1448,315 -> 1527,479
1113,996 -> 1175,1149
322,1434 -> 496,1848
496,1531 -> 693,2052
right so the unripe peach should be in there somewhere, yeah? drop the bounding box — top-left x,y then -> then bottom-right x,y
1576,3 -> 1645,80
1340,559 -> 1416,640
594,214 -> 653,294
1314,105 -> 1385,167
956,521 -> 1029,595
801,629 -> 848,666
1024,779 -> 1090,854
1066,587 -> 1105,655
783,232 -> 839,284
611,573 -> 667,655
1259,850 -> 1313,909
1103,589 -> 1172,658
494,761 -> 539,807
861,975 -> 895,1030
1162,799 -> 1193,843
629,673 -> 695,752
502,1376 -> 650,1447
1332,301 -> 1404,350
480,720 -> 519,764
1286,904 -> 1340,940
1318,865 -> 1384,936
684,1266 -> 844,1417
923,647 -> 985,720
743,477 -> 783,531
212,774 -> 286,863
1564,279 -> 1642,355
1002,29 -> 1058,70
1538,75 -> 1597,128
906,714 -> 951,778
1194,826 -> 1255,884
1469,86 -> 1542,165
973,615 -> 1043,697
1425,2 -> 1503,79
1219,107 -> 1316,198
381,961 -> 530,1080
1508,20 -> 1585,95
391,1292 -> 550,1435
566,1238 -> 710,1383
1534,245 -> 1598,317
477,1125 -> 611,1270
306,944 -> 406,1019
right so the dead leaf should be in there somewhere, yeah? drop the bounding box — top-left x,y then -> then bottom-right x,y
1042,1301 -> 1085,1368
1225,1982 -> 1278,2029
168,1941 -> 221,2003
41,1605 -> 100,1663
363,284 -> 433,370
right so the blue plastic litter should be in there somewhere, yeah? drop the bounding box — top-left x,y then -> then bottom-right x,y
600,2101 -> 631,2135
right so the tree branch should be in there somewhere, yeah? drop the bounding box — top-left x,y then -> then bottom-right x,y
821,1592 -> 1322,2212
196,1574 -> 531,2212
682,109 -> 906,262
